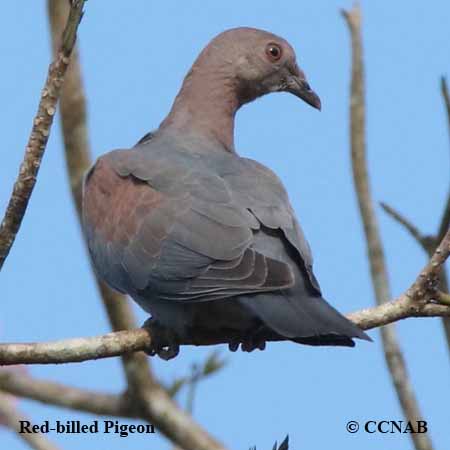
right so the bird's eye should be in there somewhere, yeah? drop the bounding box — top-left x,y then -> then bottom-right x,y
265,43 -> 282,62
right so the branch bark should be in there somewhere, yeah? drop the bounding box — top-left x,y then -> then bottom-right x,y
0,391 -> 60,450
0,370 -> 134,418
342,5 -> 434,450
0,0 -> 85,270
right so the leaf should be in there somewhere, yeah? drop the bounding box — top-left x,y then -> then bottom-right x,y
166,377 -> 187,397
202,351 -> 226,376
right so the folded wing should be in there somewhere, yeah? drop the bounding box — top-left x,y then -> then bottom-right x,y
82,149 -> 296,301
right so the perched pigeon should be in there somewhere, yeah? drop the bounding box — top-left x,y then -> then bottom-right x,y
83,27 -> 370,359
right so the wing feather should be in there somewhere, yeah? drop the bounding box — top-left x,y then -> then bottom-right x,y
83,150 -> 295,301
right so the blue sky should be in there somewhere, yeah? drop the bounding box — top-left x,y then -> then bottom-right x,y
1,1 -> 449,449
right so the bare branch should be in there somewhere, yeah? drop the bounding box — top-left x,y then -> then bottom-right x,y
380,202 -> 433,250
0,392 -> 60,450
347,297 -> 449,329
0,371 -> 134,418
381,200 -> 450,354
408,230 -> 450,299
438,197 -> 450,245
0,289 -> 449,366
0,330 -> 150,365
123,365 -> 227,450
380,81 -> 450,349
0,370 -> 225,450
0,0 -> 86,270
438,77 -> 450,243
0,343 -> 227,449
441,76 -> 450,148
342,5 -> 433,450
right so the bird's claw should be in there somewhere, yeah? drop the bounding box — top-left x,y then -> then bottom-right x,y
142,318 -> 180,360
228,338 -> 240,352
228,330 -> 266,353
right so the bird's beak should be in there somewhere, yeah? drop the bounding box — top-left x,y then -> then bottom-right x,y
285,75 -> 321,110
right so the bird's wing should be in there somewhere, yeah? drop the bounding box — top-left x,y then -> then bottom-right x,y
82,148 -> 295,302
223,157 -> 321,295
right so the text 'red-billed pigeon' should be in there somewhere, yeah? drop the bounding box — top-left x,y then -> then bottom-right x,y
82,27 -> 371,359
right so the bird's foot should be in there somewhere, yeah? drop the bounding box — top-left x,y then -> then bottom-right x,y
228,328 -> 266,353
142,318 -> 180,360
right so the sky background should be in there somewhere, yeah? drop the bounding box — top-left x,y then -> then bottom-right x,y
1,1 -> 449,450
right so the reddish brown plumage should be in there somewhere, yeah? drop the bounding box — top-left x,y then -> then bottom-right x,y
83,155 -> 165,246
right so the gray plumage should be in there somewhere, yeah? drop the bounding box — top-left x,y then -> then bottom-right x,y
82,27 -> 370,358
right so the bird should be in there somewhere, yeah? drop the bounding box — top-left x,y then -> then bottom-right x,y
82,27 -> 371,360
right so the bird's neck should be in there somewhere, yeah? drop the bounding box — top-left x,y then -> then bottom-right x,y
159,68 -> 240,153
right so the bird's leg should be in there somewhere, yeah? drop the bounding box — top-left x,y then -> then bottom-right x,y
142,318 -> 180,360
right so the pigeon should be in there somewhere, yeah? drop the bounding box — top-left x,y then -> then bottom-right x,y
82,27 -> 370,359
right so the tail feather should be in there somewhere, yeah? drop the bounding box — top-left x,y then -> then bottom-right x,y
239,293 -> 371,346
293,334 -> 356,347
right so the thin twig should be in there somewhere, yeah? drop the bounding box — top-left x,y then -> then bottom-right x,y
342,5 -> 433,450
0,0 -> 86,270
438,77 -> 450,243
0,392 -> 60,450
441,77 -> 450,148
380,202 -> 432,250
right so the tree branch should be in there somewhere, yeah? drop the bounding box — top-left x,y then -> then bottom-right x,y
437,77 -> 450,245
0,370 -> 134,418
0,282 -> 449,366
379,202 -> 434,251
0,0 -> 86,270
381,77 -> 450,353
0,392 -> 60,450
441,76 -> 450,148
408,230 -> 450,299
342,5 -> 434,450
438,77 -> 450,346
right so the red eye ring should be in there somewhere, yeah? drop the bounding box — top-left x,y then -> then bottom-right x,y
265,43 -> 282,62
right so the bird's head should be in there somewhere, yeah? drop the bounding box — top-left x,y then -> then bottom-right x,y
192,27 -> 321,110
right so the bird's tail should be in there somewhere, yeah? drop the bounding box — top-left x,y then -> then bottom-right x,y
239,293 -> 371,347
